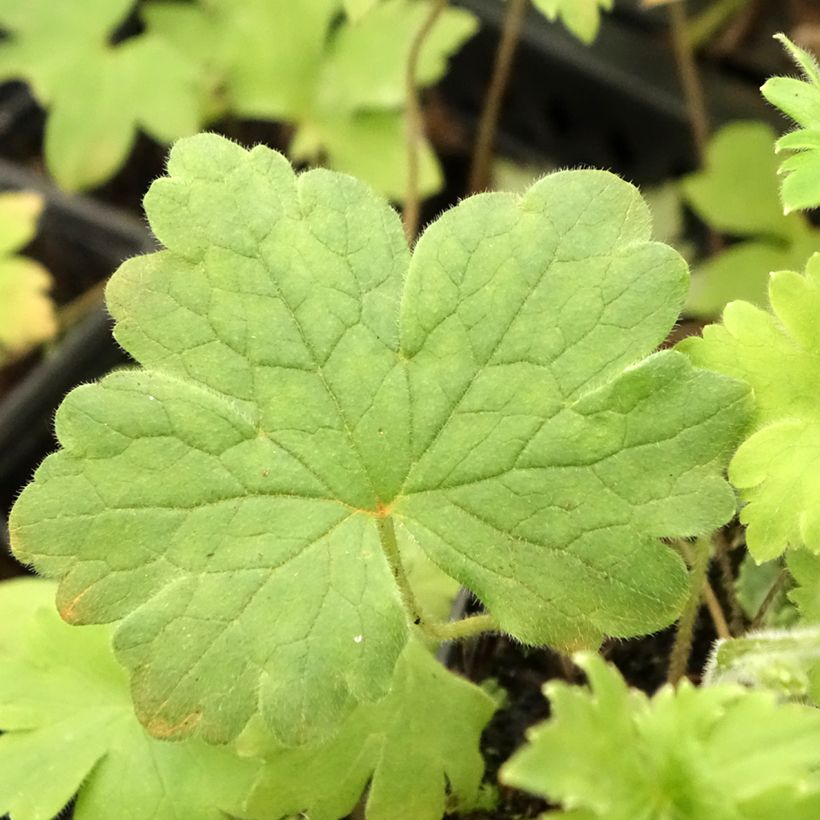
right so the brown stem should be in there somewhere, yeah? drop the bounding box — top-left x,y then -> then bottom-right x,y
468,0 -> 528,194
715,534 -> 743,636
403,0 -> 449,244
668,537 -> 711,685
57,278 -> 107,331
702,579 -> 731,640
668,0 -> 711,166
750,567 -> 789,631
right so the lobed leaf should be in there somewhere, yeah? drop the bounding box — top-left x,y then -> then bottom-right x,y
787,548 -> 820,622
681,253 -> 820,561
242,638 -> 495,820
681,121 -> 820,317
501,652 -> 820,819
761,35 -> 820,213
0,578 -> 256,820
705,626 -> 820,702
0,191 -> 57,364
0,0 -> 200,189
531,0 -> 613,44
11,134 -> 749,745
145,0 -> 476,199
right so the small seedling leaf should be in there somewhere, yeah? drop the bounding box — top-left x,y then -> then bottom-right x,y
681,253 -> 820,560
501,652 -> 820,819
761,35 -> 820,213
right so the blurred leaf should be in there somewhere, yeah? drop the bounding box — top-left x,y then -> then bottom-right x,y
681,122 -> 820,317
145,0 -> 476,200
531,0 -> 614,44
788,548 -> 820,623
294,110 -> 442,202
682,122 -> 792,239
0,1 -> 200,190
735,553 -> 796,628
0,191 -> 56,364
317,0 -> 477,112
705,626 -> 820,702
344,0 -> 382,20
0,191 -> 43,254
502,652 -> 820,819
0,578 -> 257,820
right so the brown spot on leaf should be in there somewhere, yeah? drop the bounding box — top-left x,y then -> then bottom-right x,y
146,710 -> 202,739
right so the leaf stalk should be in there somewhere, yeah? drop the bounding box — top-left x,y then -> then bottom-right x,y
403,0 -> 449,243
376,515 -> 498,642
668,536 -> 712,685
468,0 -> 528,193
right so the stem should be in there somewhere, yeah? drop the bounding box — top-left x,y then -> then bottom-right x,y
58,279 -> 107,331
376,516 -> 424,626
668,0 -> 710,166
668,537 -> 711,685
424,613 -> 499,641
376,516 -> 498,642
750,567 -> 789,631
715,534 -> 743,636
702,579 -> 731,640
685,0 -> 749,52
467,0 -> 528,193
403,0 -> 449,244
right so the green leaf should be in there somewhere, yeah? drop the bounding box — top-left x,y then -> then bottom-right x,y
705,626 -> 820,701
787,548 -> 820,622
681,253 -> 820,561
0,1 -> 200,190
0,191 -> 57,364
0,578 -> 256,820
531,0 -> 613,44
11,134 -> 749,746
685,232 -> 820,319
501,652 -> 820,820
761,35 -> 820,213
682,122 -> 791,240
316,0 -> 478,112
293,110 -> 443,202
0,190 -> 44,254
735,553 -> 796,628
344,0 -> 381,20
243,637 -> 495,820
145,0 -> 475,200
680,121 -> 820,318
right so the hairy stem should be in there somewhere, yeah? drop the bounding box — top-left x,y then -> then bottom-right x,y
668,0 -> 710,166
376,516 -> 498,643
467,0 -> 528,193
403,0 -> 449,243
424,612 -> 499,641
376,515 -> 424,625
668,536 -> 711,685
702,579 -> 731,640
715,534 -> 743,635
